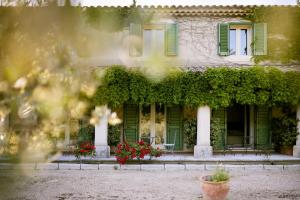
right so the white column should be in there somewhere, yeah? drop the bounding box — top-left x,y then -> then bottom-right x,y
293,105 -> 300,157
95,106 -> 110,158
194,105 -> 213,158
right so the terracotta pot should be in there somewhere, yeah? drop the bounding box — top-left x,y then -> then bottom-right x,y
200,176 -> 230,200
279,146 -> 293,155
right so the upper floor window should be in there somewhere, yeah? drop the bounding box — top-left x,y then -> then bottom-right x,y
229,25 -> 252,56
218,22 -> 267,56
129,23 -> 178,57
143,25 -> 165,57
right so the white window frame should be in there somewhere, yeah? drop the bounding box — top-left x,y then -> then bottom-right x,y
227,24 -> 252,62
139,104 -> 167,147
143,24 -> 165,58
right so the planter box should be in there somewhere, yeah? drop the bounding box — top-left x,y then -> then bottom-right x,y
279,146 -> 293,156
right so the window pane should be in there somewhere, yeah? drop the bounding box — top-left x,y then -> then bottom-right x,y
240,29 -> 247,55
155,104 -> 165,144
143,30 -> 152,56
155,30 -> 164,56
229,29 -> 236,55
140,105 -> 151,140
143,30 -> 164,56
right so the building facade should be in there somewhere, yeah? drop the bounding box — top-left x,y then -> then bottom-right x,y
89,5 -> 300,158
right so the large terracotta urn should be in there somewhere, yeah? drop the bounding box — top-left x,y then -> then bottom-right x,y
201,175 -> 230,200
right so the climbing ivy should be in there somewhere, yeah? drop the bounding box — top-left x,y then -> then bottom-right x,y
93,66 -> 300,108
246,6 -> 300,64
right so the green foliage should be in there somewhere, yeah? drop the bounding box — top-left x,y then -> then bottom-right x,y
93,66 -> 300,108
183,118 -> 197,148
77,124 -> 94,145
211,168 -> 230,182
108,124 -> 121,146
272,113 -> 299,147
210,118 -> 221,149
246,7 -> 300,63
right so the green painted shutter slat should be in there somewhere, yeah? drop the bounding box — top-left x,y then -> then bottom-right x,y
212,107 -> 227,150
129,23 -> 142,56
167,106 -> 183,150
254,23 -> 267,55
165,23 -> 178,56
124,104 -> 139,143
218,23 -> 229,56
255,106 -> 271,148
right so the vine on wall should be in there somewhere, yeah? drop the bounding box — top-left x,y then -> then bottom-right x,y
246,7 -> 300,64
92,66 -> 300,108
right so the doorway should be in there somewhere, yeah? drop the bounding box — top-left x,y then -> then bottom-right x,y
226,105 -> 252,147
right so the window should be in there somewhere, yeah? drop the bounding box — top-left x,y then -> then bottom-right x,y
143,25 -> 165,57
229,25 -> 251,56
139,104 -> 166,146
129,23 -> 178,57
218,22 -> 267,56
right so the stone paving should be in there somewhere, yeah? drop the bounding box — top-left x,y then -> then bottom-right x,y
1,162 -> 300,171
0,166 -> 300,200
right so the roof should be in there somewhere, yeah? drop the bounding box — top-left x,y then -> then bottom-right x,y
85,5 -> 299,17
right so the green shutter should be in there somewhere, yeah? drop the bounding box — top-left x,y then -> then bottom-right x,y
129,23 -> 142,56
212,107 -> 227,150
255,106 -> 271,148
253,23 -> 267,55
167,106 -> 183,150
124,104 -> 139,143
165,23 -> 178,56
218,23 -> 229,56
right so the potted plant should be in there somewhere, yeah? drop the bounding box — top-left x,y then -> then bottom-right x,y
200,167 -> 230,200
272,115 -> 299,155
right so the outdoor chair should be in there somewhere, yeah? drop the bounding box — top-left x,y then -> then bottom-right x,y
163,131 -> 176,154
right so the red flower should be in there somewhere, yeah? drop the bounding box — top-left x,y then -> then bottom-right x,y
139,140 -> 144,145
117,143 -> 122,149
115,149 -> 121,154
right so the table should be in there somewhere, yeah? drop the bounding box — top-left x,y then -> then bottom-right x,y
139,136 -> 157,145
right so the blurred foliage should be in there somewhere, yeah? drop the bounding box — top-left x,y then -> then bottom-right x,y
0,3 -> 144,159
246,7 -> 300,64
93,66 -> 300,108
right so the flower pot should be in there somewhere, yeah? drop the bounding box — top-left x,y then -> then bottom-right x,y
200,176 -> 230,200
279,146 -> 293,155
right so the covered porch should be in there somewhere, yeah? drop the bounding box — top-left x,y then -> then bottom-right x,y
92,103 -> 300,158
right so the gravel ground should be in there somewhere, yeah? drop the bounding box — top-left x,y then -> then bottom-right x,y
0,167 -> 300,200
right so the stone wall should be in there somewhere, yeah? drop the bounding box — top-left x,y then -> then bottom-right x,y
78,16 -> 254,69
177,16 -> 253,69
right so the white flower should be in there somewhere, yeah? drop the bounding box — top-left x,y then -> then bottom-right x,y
108,112 -> 122,125
14,77 -> 27,89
